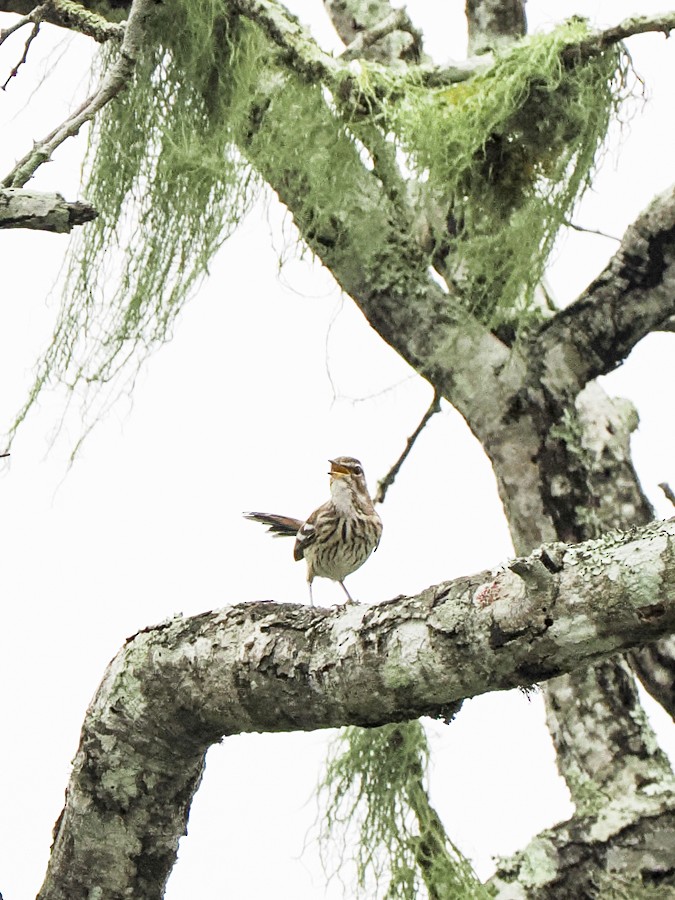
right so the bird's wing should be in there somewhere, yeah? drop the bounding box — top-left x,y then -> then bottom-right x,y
293,501 -> 330,561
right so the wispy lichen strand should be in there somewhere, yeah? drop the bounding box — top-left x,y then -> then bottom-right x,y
318,722 -> 489,899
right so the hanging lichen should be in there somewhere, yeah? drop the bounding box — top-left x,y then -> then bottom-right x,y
10,8 -> 631,443
390,18 -> 631,324
10,1 -> 268,447
317,722 -> 489,899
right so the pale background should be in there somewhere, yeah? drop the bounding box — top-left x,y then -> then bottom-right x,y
1,1 -> 674,897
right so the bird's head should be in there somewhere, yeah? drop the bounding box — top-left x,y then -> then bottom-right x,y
329,457 -> 372,504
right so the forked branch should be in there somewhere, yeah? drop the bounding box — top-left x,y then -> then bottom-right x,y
2,0 -> 152,188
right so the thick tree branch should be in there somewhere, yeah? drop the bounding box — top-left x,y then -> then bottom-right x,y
2,0 -> 152,188
324,0 -> 423,63
490,789 -> 675,898
497,656 -> 675,897
545,658 -> 672,810
340,7 -> 422,62
631,636 -> 675,722
0,0 -> 125,18
230,4 -> 675,95
0,0 -> 123,43
466,0 -> 526,56
533,182 -> 675,400
240,65 -> 508,421
38,517 -> 675,897
0,186 -> 96,231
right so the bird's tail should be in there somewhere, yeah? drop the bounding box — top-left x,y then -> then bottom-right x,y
243,512 -> 303,538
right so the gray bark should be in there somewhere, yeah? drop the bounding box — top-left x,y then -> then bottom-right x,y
37,518 -> 675,898
533,183 -> 675,395
323,0 -> 422,62
465,0 -> 526,55
0,187 -> 96,232
631,637 -> 675,721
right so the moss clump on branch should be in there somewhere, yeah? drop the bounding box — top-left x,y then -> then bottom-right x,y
318,721 -> 489,899
392,18 -> 631,323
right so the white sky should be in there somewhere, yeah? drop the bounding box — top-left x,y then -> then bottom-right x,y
1,1 -> 675,897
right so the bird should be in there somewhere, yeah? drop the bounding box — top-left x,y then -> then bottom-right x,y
244,456 -> 382,605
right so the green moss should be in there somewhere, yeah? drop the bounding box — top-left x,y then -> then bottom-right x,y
317,721 -> 489,899
10,3 -> 268,444
391,19 -> 630,323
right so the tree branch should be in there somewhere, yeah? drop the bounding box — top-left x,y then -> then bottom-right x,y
0,0 -> 125,19
325,0 -> 423,63
239,58 -> 508,421
374,388 -> 441,504
630,637 -> 675,723
466,0 -> 526,56
590,11 -> 675,46
533,182 -> 675,399
490,786 -> 675,898
2,0 -> 152,188
0,186 -> 96,231
0,0 -> 123,45
37,517 -> 675,896
339,6 -> 423,63
232,3 -> 675,95
1,17 -> 39,86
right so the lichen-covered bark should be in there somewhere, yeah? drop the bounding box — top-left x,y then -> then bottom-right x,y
465,0 -> 526,55
631,637 -> 675,721
545,659 -> 673,810
36,518 -> 675,897
0,187 -> 96,231
490,799 -> 675,898
534,183 -> 675,395
323,0 -> 421,62
0,0 -> 126,20
240,71 -> 510,423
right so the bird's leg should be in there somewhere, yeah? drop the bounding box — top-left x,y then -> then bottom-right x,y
308,581 -> 315,606
339,581 -> 356,604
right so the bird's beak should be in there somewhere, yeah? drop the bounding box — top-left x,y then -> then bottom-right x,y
329,459 -> 350,478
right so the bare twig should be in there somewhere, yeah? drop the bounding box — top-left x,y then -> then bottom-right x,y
2,0 -> 154,188
0,7 -> 40,46
659,483 -> 675,507
0,451 -> 9,458
2,20 -> 40,89
563,219 -> 621,242
341,8 -> 422,62
375,389 -> 442,504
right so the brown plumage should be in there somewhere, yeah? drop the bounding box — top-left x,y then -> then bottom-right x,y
245,457 -> 382,604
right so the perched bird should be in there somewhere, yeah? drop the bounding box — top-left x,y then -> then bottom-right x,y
245,456 -> 382,604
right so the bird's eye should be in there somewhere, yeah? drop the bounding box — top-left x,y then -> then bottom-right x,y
353,465 -> 363,476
